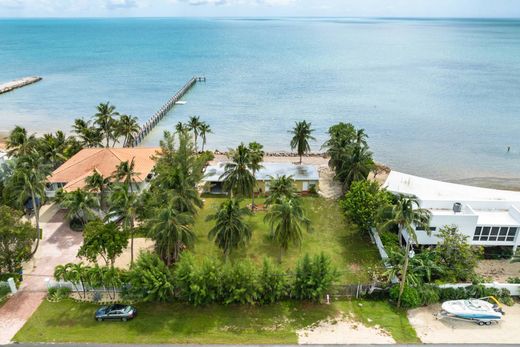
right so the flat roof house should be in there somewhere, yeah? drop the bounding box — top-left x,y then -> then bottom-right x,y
383,171 -> 520,253
46,147 -> 160,197
202,162 -> 319,194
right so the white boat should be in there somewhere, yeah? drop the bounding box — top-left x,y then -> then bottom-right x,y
175,101 -> 187,105
439,297 -> 504,325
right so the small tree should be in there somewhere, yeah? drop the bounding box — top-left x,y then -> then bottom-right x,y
340,180 -> 391,233
0,205 -> 37,273
207,199 -> 252,260
60,188 -> 99,230
435,225 -> 482,282
77,220 -> 128,267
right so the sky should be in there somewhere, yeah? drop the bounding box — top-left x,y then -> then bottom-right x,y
0,0 -> 519,18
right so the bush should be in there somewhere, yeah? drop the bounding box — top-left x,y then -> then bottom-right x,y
47,286 -> 71,302
438,285 -> 514,306
174,254 -> 221,306
483,246 -> 514,260
220,260 -> 260,305
420,284 -> 440,305
507,277 -> 520,284
126,252 -> 175,302
257,258 -> 288,304
389,285 -> 421,308
0,282 -> 10,300
292,253 -> 338,302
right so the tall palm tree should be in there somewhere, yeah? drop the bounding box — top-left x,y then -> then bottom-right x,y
265,175 -> 297,207
148,196 -> 195,266
108,183 -> 139,267
73,118 -> 103,148
94,102 -> 119,148
175,121 -> 188,134
379,194 -> 431,308
113,158 -> 140,192
248,141 -> 264,210
336,143 -> 375,191
264,196 -> 311,262
118,114 -> 141,147
199,122 -> 212,151
8,151 -> 49,255
289,121 -> 315,164
220,143 -> 255,198
187,116 -> 202,152
60,189 -> 99,229
355,128 -> 368,147
207,199 -> 252,260
6,126 -> 36,157
85,171 -> 110,212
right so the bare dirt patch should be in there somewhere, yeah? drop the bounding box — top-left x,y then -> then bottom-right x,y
476,259 -> 520,282
408,303 -> 520,344
297,315 -> 395,344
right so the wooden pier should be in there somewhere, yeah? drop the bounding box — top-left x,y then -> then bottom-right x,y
0,76 -> 42,95
130,76 -> 205,147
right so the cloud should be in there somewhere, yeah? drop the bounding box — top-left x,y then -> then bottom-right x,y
0,0 -> 23,9
103,0 -> 138,9
176,0 -> 295,6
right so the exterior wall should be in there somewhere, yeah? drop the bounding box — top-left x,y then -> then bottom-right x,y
413,213 -> 479,245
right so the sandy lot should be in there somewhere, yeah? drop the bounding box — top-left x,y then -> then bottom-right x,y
297,315 -> 395,344
477,259 -> 520,282
107,237 -> 155,269
408,303 -> 520,343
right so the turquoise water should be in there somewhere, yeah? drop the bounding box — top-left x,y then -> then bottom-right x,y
1,18 -> 520,187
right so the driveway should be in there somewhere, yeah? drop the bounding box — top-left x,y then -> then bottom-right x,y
0,205 -> 83,345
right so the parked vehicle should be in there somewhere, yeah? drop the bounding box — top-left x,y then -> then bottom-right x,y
95,304 -> 137,322
436,296 -> 504,325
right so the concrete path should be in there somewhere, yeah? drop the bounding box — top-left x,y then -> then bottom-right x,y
0,205 -> 83,345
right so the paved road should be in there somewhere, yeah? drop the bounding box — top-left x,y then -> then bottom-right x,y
0,206 -> 83,345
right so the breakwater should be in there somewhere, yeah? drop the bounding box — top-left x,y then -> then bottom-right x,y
131,76 -> 206,147
0,76 -> 42,95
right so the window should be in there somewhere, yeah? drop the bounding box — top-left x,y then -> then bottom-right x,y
474,226 -> 518,242
416,226 -> 437,232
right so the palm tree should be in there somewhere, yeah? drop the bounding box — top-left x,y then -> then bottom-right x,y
175,122 -> 188,134
85,171 -> 110,212
265,175 -> 297,207
112,158 -> 140,193
8,151 -> 49,255
60,189 -> 99,229
355,128 -> 368,147
187,116 -> 202,151
148,195 -> 195,266
108,183 -> 139,267
73,118 -> 102,148
248,142 -> 264,210
264,196 -> 311,262
289,121 -> 315,164
6,126 -> 36,157
199,122 -> 212,151
220,143 -> 255,198
379,194 -> 431,308
94,102 -> 119,148
207,199 -> 252,260
118,114 -> 141,147
336,143 -> 375,191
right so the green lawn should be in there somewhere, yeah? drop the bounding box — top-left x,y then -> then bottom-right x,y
14,299 -> 419,344
191,196 -> 380,283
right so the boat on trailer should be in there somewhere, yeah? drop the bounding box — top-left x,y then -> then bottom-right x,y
436,296 -> 504,325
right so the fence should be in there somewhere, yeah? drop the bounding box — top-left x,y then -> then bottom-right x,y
329,283 -> 384,298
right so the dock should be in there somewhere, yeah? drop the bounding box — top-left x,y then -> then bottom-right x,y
130,76 -> 206,147
0,76 -> 42,95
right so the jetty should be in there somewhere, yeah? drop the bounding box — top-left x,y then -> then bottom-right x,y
130,76 -> 206,147
0,76 -> 42,95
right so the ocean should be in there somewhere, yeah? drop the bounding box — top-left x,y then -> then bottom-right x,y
1,18 -> 520,188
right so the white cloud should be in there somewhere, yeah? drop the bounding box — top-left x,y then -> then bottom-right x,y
103,0 -> 138,9
0,0 -> 23,9
176,0 -> 295,6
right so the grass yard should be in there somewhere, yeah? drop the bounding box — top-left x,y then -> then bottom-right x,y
190,196 -> 380,283
14,299 -> 419,344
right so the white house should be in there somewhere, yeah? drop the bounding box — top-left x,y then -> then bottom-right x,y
383,171 -> 520,253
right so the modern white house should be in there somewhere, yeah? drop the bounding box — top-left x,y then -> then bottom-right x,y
383,171 -> 520,253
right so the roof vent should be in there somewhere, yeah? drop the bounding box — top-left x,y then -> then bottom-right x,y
453,202 -> 462,213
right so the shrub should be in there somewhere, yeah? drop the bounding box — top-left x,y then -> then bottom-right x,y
389,285 -> 421,308
174,254 -> 221,306
257,258 -> 288,304
47,286 -> 71,302
0,282 -> 11,300
220,260 -> 260,305
127,252 -> 175,302
507,277 -> 520,284
292,253 -> 337,302
419,284 -> 440,305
